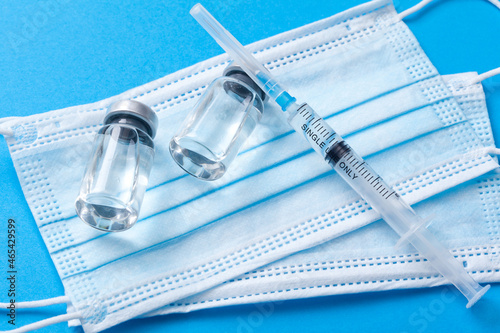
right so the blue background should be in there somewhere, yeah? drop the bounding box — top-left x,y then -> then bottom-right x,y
0,0 -> 499,332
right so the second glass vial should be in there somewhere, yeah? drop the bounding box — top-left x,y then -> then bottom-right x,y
169,64 -> 266,180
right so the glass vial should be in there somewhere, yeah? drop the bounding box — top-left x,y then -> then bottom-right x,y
169,64 -> 266,181
75,100 -> 158,232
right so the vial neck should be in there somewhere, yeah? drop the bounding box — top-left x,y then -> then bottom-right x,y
225,71 -> 266,102
105,115 -> 153,138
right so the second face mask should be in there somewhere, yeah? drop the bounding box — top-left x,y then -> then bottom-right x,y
145,72 -> 500,315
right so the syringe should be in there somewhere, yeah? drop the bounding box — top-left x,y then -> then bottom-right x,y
190,4 -> 490,307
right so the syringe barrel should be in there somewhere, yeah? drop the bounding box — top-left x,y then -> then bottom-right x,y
286,102 -> 489,306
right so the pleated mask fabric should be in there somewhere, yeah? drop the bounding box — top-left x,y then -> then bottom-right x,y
0,1 -> 498,331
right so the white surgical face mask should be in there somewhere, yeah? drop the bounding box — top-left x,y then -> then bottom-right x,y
145,72 -> 500,315
0,1 -> 498,332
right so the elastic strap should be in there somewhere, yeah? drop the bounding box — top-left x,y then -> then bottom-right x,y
0,295 -> 70,309
0,313 -> 82,333
467,67 -> 500,85
396,1 -> 500,87
397,0 -> 433,20
1,296 -> 82,332
466,146 -> 500,159
489,0 -> 500,9
485,147 -> 500,156
398,0 -> 500,20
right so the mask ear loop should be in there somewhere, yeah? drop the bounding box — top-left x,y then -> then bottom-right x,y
398,0 -> 500,20
467,67 -> 500,85
465,68 -> 500,164
0,295 -> 70,309
0,296 -> 82,333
